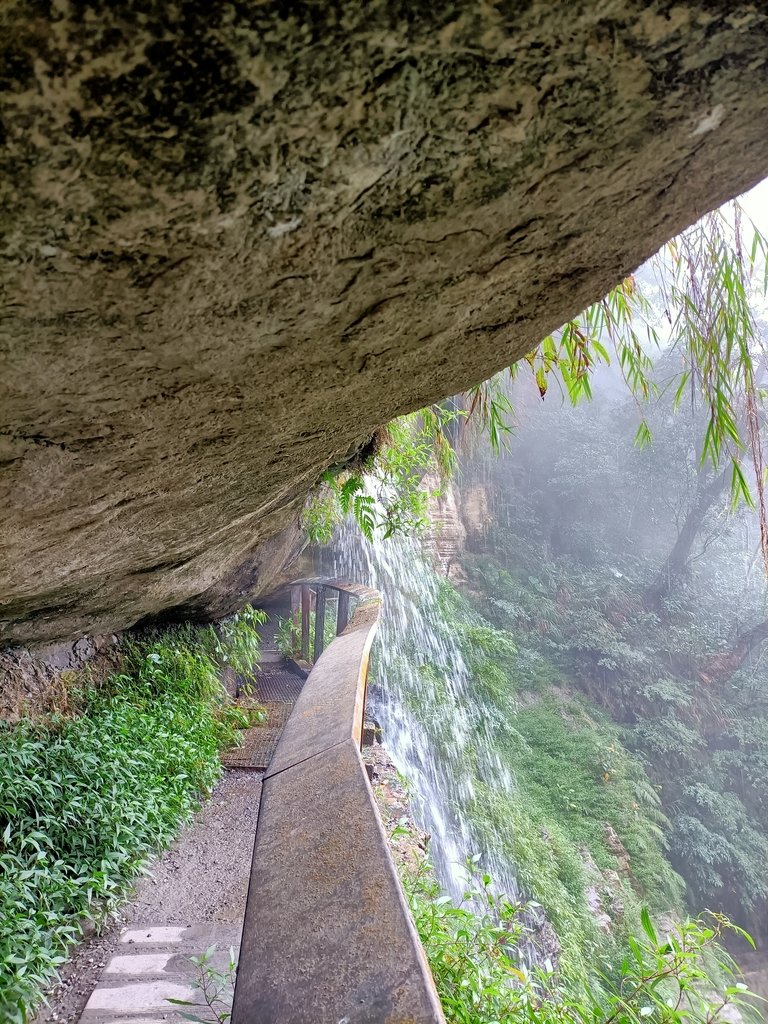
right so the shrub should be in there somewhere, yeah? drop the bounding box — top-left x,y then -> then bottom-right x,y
402,857 -> 759,1024
0,616 -> 262,1023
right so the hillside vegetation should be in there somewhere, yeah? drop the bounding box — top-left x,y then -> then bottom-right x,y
454,364 -> 768,952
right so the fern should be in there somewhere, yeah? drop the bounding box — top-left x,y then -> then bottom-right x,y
338,475 -> 364,515
352,494 -> 376,541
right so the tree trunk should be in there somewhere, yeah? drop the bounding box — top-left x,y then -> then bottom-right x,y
699,618 -> 768,685
2,2 -> 768,644
645,468 -> 729,606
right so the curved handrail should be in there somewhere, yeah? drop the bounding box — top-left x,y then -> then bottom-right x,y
231,578 -> 445,1024
290,576 -> 378,599
286,576 -> 376,667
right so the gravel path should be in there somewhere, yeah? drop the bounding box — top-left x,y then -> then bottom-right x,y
32,769 -> 262,1024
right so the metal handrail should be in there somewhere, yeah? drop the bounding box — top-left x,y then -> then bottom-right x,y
231,578 -> 445,1024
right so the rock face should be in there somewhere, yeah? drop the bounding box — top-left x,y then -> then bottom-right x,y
2,2 -> 768,644
0,633 -> 120,721
423,475 -> 467,581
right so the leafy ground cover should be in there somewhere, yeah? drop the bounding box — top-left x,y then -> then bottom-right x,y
0,612 -> 263,1023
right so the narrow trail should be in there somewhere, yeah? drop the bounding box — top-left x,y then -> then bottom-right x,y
34,610 -> 305,1024
33,771 -> 260,1024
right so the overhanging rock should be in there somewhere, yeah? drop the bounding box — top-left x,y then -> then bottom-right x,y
2,1 -> 768,644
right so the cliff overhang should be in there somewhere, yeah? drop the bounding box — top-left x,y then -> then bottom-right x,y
2,1 -> 768,644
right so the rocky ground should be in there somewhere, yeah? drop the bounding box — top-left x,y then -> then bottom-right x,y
365,742 -> 430,874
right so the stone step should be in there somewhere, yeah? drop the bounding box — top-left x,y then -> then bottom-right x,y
78,925 -> 240,1024
118,923 -> 241,950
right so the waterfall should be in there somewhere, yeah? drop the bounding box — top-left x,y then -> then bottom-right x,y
323,517 -> 522,906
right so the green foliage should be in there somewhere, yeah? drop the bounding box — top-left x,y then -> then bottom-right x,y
302,407 -> 460,543
274,614 -> 297,658
274,608 -> 335,660
466,528 -> 768,917
300,485 -> 343,544
0,620 -> 258,1023
210,606 -> 267,685
167,944 -> 237,1023
509,700 -> 676,895
402,855 -> 759,1024
463,376 -> 517,453
458,351 -> 768,925
394,572 -> 684,976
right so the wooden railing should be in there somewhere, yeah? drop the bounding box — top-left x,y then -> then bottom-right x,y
283,577 -> 373,668
231,578 -> 445,1024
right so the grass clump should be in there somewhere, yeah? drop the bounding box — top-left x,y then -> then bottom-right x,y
0,613 -> 262,1023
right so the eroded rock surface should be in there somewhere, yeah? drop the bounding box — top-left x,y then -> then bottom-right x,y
3,1 -> 768,643
423,474 -> 467,581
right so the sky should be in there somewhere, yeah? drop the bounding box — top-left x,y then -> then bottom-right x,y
739,177 -> 768,233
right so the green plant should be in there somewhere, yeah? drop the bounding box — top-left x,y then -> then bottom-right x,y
439,343 -> 768,931
243,706 -> 268,726
275,615 -> 297,658
274,609 -> 336,661
302,407 -> 460,543
208,606 -> 267,685
168,945 -> 237,1023
0,623 -> 254,1023
401,855 -> 760,1024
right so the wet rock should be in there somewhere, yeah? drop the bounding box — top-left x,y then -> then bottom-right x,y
579,845 -> 626,933
461,484 -> 494,551
585,884 -> 613,934
423,476 -> 467,580
526,904 -> 562,969
368,745 -> 430,871
603,822 -> 633,875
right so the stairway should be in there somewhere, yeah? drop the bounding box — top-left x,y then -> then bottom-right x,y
78,924 -> 240,1023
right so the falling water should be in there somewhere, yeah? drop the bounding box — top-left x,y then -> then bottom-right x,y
322,516 -> 522,905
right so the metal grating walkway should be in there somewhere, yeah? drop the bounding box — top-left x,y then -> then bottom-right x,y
255,670 -> 305,702
222,667 -> 306,771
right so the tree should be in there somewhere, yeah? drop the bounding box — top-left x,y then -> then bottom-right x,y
645,466 -> 730,606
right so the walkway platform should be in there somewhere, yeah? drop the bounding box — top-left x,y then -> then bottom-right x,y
222,667 -> 306,771
78,924 -> 241,1024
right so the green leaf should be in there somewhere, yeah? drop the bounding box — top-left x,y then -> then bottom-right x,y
640,908 -> 658,945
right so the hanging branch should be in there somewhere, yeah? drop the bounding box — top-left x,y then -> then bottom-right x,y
463,198 -> 768,567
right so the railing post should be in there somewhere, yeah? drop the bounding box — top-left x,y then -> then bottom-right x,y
313,586 -> 327,664
336,591 -> 350,635
290,585 -> 301,656
301,585 -> 311,662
